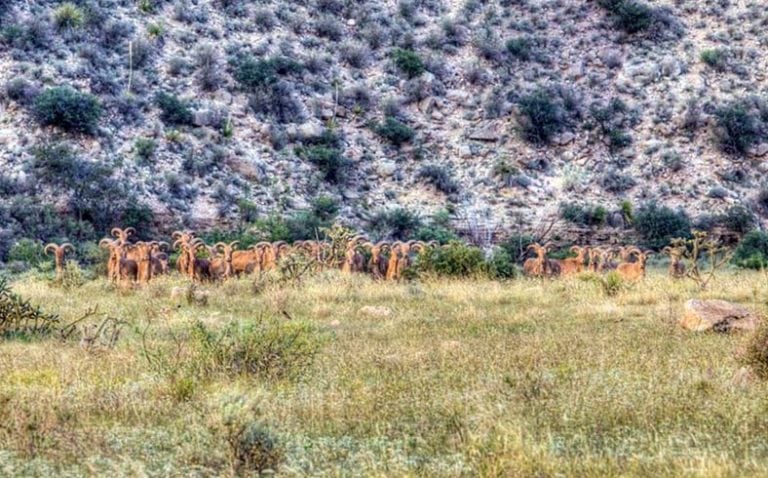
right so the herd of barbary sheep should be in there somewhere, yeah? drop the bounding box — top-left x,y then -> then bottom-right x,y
42,228 -> 686,284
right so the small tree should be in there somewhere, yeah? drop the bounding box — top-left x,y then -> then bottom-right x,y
669,231 -> 732,290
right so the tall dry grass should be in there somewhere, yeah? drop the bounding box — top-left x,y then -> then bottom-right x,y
0,268 -> 767,476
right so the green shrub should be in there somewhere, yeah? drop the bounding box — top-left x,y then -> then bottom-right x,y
418,164 -> 459,195
297,145 -> 349,184
633,202 -> 691,250
700,48 -> 729,71
225,420 -> 284,475
375,117 -> 415,146
234,56 -> 302,90
560,202 -> 607,227
715,101 -> 762,156
733,231 -> 768,270
485,248 -> 517,279
412,210 -> 459,244
601,271 -> 624,296
189,317 -> 322,380
391,48 -> 425,78
134,138 -> 157,162
33,87 -> 101,133
505,37 -> 534,61
416,241 -> 486,278
8,239 -> 45,267
53,3 -> 84,30
369,208 -> 423,240
516,88 -> 576,145
499,234 -> 536,262
58,261 -> 86,290
613,1 -> 653,33
155,92 -> 193,126
722,205 -> 755,234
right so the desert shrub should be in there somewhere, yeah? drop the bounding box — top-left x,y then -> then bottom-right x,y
732,231 -> 768,270
0,278 -> 60,339
596,0 -> 681,38
254,8 -> 278,31
155,92 -> 193,126
391,48 -> 425,78
714,101 -> 763,156
297,145 -> 349,184
30,143 -> 153,237
418,164 -> 459,194
223,420 -> 283,475
58,261 -> 86,290
415,241 -> 485,278
369,208 -> 423,240
601,271 -> 624,296
633,202 -> 691,250
195,45 -> 223,91
560,202 -> 607,227
189,317 -> 322,380
721,205 -> 755,234
505,36 -> 538,61
612,1 -> 653,33
296,130 -> 348,184
53,3 -> 84,30
700,48 -> 729,71
248,81 -> 306,124
375,117 -> 415,146
740,322 -> 768,379
588,98 -> 634,151
234,57 -> 280,90
315,16 -> 343,40
601,169 -> 636,193
4,78 -> 38,104
32,87 -> 101,133
412,210 -> 459,244
516,87 -> 580,145
134,138 -> 157,162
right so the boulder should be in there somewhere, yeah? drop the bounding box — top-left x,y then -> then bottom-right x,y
680,299 -> 759,333
468,123 -> 500,142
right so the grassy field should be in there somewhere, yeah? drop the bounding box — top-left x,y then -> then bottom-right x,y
1,268 -> 768,477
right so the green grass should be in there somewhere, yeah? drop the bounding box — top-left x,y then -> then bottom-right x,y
1,269 -> 768,476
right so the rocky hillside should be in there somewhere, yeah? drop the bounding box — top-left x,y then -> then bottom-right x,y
1,0 -> 767,251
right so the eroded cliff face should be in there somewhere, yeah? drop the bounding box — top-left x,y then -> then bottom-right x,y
0,0 -> 766,245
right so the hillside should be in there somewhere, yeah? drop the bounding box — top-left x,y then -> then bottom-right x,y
1,0 -> 767,252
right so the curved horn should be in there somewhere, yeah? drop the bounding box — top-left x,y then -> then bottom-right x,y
44,243 -> 58,255
229,241 -> 240,249
111,228 -> 123,238
99,238 -> 114,248
61,243 -> 75,253
125,227 -> 136,236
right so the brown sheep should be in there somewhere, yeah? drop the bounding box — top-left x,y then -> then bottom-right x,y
560,246 -> 587,276
210,241 -> 239,279
131,242 -> 155,283
523,243 -> 561,278
616,248 -> 652,281
44,242 -> 75,280
364,241 -> 391,279
99,238 -> 122,282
